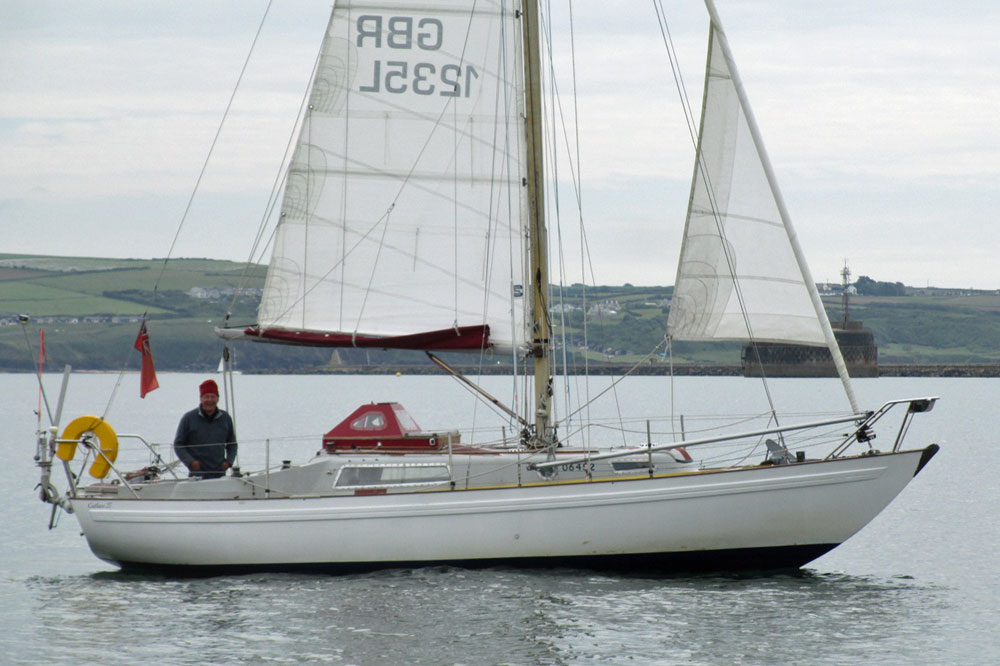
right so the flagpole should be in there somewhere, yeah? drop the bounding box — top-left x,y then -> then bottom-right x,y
37,329 -> 44,429
19,316 -> 54,426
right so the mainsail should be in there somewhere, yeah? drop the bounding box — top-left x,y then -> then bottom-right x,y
253,2 -> 528,352
666,23 -> 827,346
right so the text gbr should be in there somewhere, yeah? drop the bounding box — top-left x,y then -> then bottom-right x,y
357,15 -> 480,97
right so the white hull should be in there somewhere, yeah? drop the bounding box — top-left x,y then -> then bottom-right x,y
70,447 -> 936,572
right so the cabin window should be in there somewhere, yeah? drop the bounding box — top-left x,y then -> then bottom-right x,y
336,466 -> 384,486
611,461 -> 653,472
335,464 -> 451,488
351,412 -> 387,430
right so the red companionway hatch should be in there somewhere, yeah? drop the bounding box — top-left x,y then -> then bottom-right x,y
322,403 -> 460,452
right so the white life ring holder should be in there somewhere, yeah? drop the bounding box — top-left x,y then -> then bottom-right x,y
57,415 -> 119,479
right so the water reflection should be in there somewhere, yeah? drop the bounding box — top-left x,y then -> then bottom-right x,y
22,566 -> 948,666
529,569 -> 950,665
7,375 -> 992,665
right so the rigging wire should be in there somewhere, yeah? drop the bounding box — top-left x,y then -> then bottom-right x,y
225,32 -> 325,322
652,1 -> 699,148
52,3 -> 278,429
555,337 -> 669,429
667,336 -> 681,440
542,2 -> 706,449
338,8 -> 352,344
20,324 -> 53,426
537,0 -> 574,446
153,0 -> 276,296
462,3 -> 529,444
469,0 -> 525,441
564,0 -> 594,451
534,1 -> 611,449
541,0 -> 589,450
652,0 -> 782,427
102,310 -> 151,423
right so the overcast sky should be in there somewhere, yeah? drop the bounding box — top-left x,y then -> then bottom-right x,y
2,1 -> 997,289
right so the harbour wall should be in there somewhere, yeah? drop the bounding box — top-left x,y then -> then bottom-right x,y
314,363 -> 1000,377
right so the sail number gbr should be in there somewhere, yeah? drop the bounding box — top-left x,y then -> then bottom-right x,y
357,15 -> 479,98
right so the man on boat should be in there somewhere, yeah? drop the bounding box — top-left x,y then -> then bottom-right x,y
174,379 -> 237,479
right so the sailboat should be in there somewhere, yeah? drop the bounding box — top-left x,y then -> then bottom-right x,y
35,0 -> 938,573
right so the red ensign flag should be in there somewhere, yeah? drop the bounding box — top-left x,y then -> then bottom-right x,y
134,319 -> 160,398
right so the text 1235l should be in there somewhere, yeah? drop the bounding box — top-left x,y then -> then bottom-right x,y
361,61 -> 480,97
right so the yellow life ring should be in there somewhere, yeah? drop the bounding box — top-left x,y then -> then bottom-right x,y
57,415 -> 119,479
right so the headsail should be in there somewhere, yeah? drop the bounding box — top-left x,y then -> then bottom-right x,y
666,23 -> 826,347
252,2 -> 528,352
669,3 -> 858,411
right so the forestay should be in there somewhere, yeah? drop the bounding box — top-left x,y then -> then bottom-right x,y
256,1 -> 528,351
666,24 -> 827,346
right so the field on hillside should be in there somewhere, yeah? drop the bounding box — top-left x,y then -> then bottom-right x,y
826,293 -> 1000,362
0,254 -> 274,370
2,254 -> 999,371
0,254 -> 264,317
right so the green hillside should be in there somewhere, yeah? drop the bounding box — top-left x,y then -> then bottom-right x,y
2,253 -> 999,372
0,254 -> 327,371
826,293 -> 1000,363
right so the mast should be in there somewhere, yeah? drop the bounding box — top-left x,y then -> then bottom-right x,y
702,0 -> 859,413
521,0 -> 553,447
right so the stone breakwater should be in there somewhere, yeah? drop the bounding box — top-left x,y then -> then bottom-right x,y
877,364 -> 1000,377
303,363 -> 1000,377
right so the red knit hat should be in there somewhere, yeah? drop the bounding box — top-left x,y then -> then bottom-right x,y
199,379 -> 219,397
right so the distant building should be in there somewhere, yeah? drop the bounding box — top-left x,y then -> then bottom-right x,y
188,287 -> 218,299
587,300 -> 620,317
644,298 -> 671,307
741,321 -> 878,378
743,264 -> 877,377
188,286 -> 263,300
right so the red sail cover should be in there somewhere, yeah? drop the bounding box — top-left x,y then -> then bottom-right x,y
244,325 -> 490,351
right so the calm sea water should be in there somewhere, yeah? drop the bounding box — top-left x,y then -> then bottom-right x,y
1,372 -> 997,665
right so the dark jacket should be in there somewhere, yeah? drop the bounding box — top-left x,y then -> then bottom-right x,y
174,406 -> 237,478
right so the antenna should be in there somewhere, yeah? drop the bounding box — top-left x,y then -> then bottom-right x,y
841,260 -> 851,327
